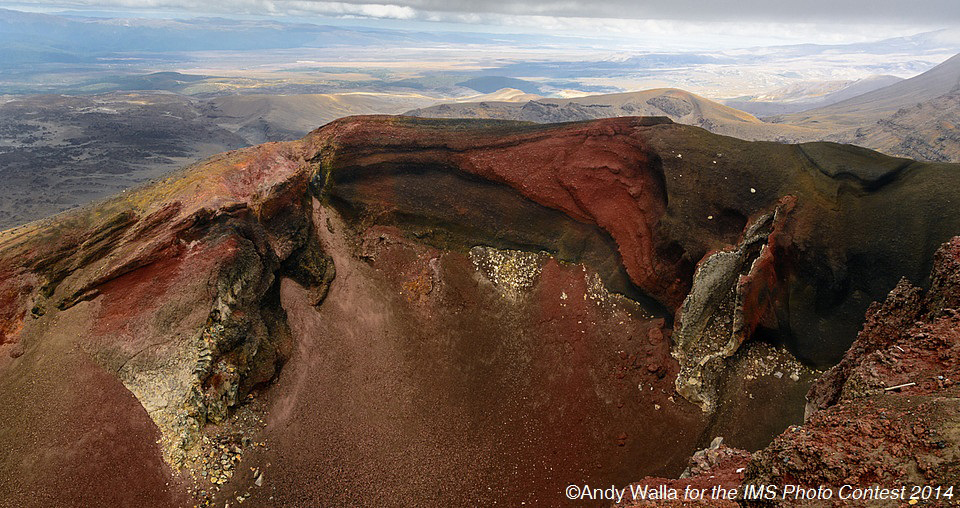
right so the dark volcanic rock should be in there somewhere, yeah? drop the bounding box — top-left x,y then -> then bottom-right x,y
0,92 -> 251,229
746,236 -> 960,488
622,236 -> 960,506
1,116 -> 959,506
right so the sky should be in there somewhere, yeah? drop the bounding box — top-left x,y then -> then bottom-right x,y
1,0 -> 957,48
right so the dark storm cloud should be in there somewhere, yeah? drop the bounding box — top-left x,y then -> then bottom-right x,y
329,0 -> 959,24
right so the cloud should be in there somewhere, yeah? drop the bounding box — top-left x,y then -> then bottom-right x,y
5,0 -> 958,25
287,0 -> 957,25
0,0 -> 951,48
286,1 -> 416,19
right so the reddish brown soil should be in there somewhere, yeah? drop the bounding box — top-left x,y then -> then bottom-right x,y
215,206 -> 707,507
0,141 -> 309,508
0,323 -> 190,508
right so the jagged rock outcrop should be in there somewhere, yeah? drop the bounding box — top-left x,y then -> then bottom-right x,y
746,236 -> 960,487
0,141 -> 325,505
618,439 -> 750,508
672,197 -> 795,412
1,116 -> 960,506
621,236 -> 960,506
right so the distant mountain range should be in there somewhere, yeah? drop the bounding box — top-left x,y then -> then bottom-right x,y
723,75 -> 905,116
780,52 -> 960,126
410,52 -> 960,162
5,50 -> 958,229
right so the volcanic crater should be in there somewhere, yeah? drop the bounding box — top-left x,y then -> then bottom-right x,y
1,116 -> 960,506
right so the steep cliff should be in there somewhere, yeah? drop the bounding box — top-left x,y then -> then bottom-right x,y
622,236 -> 960,506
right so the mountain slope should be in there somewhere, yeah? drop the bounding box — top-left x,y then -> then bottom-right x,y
407,88 -> 819,141
829,89 -> 960,162
208,93 -> 440,144
724,75 -> 905,116
781,52 -> 960,126
774,52 -> 960,161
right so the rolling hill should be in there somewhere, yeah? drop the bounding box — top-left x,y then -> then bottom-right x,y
406,88 -> 819,141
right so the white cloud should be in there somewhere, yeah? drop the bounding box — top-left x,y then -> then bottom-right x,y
285,1 -> 416,19
0,0 -> 950,49
267,0 -> 959,24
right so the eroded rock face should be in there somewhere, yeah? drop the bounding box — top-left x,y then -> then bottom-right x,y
1,116 -> 960,506
745,236 -> 960,487
672,197 -> 795,412
623,236 -> 960,504
0,141 -> 321,504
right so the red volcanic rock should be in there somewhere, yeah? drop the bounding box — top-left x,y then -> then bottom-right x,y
0,141 -> 313,506
808,236 -> 960,414
734,195 -> 796,344
618,441 -> 750,507
304,116 -> 687,307
926,236 -> 960,317
751,236 -> 960,486
0,268 -> 33,351
804,279 -> 924,414
453,122 -> 676,305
